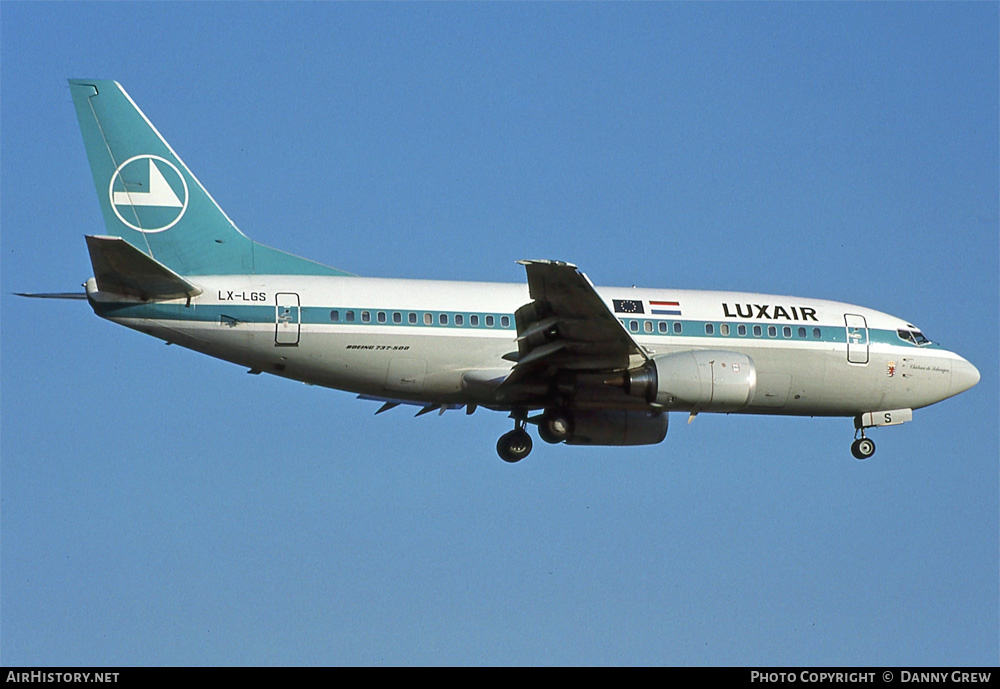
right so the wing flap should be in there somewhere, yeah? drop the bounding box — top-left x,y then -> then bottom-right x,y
496,260 -> 648,403
514,260 -> 646,371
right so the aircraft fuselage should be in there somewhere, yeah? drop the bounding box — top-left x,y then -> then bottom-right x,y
86,274 -> 978,419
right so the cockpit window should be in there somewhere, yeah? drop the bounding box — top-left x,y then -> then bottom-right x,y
897,329 -> 931,346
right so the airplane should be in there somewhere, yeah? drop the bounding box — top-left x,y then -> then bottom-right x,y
23,79 -> 980,463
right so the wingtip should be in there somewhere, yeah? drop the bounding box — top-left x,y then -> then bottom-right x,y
517,259 -> 578,269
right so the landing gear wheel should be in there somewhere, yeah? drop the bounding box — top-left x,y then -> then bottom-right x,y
497,429 -> 533,463
851,437 -> 875,460
538,410 -> 573,444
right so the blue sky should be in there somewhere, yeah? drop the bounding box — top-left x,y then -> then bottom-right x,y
2,2 -> 997,666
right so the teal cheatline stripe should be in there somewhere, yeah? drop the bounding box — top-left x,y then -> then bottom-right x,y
93,302 -> 269,322
69,79 -> 353,278
90,302 -> 517,330
91,299 -> 934,349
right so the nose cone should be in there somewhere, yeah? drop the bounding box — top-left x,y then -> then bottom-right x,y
951,357 -> 980,396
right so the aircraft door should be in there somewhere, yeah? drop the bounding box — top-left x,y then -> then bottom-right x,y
275,292 -> 301,346
844,313 -> 869,365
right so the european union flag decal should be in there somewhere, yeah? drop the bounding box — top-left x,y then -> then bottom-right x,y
613,299 -> 644,314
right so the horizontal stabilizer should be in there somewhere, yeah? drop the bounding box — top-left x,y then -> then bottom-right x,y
86,235 -> 202,300
15,292 -> 88,300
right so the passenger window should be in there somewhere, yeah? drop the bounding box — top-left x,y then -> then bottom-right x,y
362,311 -> 371,323
630,320 -> 639,332
812,328 -> 821,339
720,324 -> 729,336
767,326 -> 776,337
408,312 -> 417,324
798,327 -> 806,338
377,311 -> 386,324
501,316 -> 510,328
330,310 -> 339,322
644,321 -> 652,333
705,323 -> 714,335
753,325 -> 762,337
486,315 -> 495,327
393,312 -> 402,324
783,326 -> 791,338
455,314 -> 464,326
673,322 -> 682,334
738,324 -> 747,336
470,315 -> 479,327
659,321 -> 668,334
439,313 -> 449,325
423,313 -> 432,325
346,311 -> 355,323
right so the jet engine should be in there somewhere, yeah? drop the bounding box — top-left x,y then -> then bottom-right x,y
624,350 -> 757,412
558,409 -> 669,446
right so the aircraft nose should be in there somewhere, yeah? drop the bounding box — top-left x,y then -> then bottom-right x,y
951,357 -> 980,396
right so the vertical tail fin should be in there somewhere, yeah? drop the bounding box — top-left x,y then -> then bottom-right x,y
69,80 -> 350,277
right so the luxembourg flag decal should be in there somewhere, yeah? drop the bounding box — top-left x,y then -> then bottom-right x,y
650,300 -> 682,316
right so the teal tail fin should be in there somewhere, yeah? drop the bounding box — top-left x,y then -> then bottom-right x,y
69,80 -> 351,277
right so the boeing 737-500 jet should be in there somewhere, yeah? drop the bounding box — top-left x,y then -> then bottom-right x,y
25,80 -> 980,462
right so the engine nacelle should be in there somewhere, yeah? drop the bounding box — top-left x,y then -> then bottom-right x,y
564,410 -> 668,446
625,350 -> 757,412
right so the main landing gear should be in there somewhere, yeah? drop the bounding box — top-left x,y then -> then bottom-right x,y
850,431 -> 875,460
496,409 -> 574,462
537,409 -> 573,444
497,415 -> 533,463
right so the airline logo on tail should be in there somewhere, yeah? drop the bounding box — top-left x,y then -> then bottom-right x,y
108,155 -> 188,233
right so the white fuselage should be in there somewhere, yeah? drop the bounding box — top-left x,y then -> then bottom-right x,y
85,274 -> 979,418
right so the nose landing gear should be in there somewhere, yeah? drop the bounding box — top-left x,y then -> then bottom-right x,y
850,433 -> 875,460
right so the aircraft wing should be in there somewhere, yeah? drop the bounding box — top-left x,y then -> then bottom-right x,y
497,260 -> 649,400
